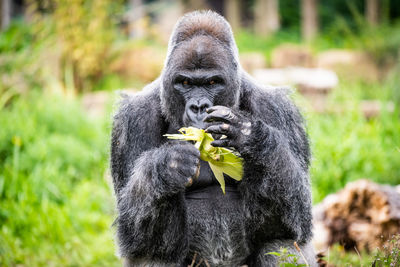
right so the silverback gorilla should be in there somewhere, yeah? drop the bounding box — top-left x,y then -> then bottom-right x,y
111,11 -> 316,267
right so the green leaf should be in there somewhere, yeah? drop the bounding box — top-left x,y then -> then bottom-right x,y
209,162 -> 226,194
164,127 -> 243,194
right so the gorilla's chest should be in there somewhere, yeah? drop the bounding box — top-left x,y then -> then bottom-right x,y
185,160 -> 240,200
184,161 -> 248,266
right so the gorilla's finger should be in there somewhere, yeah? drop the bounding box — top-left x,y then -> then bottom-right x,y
203,109 -> 237,123
176,143 -> 201,158
211,139 -> 231,148
204,121 -> 220,129
206,105 -> 230,114
172,157 -> 199,179
205,123 -> 232,136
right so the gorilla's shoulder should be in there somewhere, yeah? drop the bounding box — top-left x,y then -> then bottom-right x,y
240,73 -> 304,128
116,80 -> 161,116
113,79 -> 164,131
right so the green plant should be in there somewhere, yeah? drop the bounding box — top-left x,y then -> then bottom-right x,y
267,247 -> 307,267
322,244 -> 375,266
373,235 -> 400,266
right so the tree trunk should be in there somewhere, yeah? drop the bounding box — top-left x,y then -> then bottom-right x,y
128,0 -> 145,39
301,0 -> 318,41
224,0 -> 241,32
1,0 -> 12,30
366,0 -> 380,25
254,0 -> 280,36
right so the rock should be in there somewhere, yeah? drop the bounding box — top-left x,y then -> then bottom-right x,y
253,67 -> 338,89
271,44 -> 315,68
312,179 -> 400,253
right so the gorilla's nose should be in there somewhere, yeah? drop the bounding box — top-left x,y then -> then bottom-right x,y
185,98 -> 212,128
189,102 -> 209,114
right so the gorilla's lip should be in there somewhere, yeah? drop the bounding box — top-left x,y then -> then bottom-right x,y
184,119 -> 206,129
183,114 -> 206,129
187,121 -> 206,129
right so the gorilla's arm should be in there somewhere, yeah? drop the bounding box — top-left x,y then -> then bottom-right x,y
205,78 -> 313,244
111,88 -> 198,263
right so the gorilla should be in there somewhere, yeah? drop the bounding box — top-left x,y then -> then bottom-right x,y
111,10 -> 316,267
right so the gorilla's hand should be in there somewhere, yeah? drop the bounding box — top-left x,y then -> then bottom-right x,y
204,106 -> 252,149
158,142 -> 200,190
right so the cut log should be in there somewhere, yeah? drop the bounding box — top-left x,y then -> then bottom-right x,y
313,180 -> 400,252
253,67 -> 337,112
271,44 -> 315,68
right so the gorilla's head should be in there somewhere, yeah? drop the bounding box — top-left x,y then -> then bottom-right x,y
160,11 -> 241,129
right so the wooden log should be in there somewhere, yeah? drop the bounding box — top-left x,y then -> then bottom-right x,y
313,180 -> 400,252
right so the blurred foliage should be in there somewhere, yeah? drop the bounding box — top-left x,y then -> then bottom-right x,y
51,0 -> 121,91
0,93 -> 118,266
308,80 -> 400,203
279,0 -> 400,31
320,2 -> 400,65
0,0 -> 124,100
0,19 -> 51,108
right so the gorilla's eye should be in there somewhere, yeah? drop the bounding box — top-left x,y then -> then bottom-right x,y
182,80 -> 190,88
207,77 -> 224,87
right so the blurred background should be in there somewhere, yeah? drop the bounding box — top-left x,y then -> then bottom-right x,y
0,0 -> 399,266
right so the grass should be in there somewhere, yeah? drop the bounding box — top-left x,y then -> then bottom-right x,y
0,93 -> 119,266
305,80 -> 400,203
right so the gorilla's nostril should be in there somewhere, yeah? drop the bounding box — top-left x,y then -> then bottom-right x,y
200,104 -> 210,113
190,105 -> 199,113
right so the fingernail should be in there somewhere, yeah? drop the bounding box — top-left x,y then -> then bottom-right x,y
185,178 -> 193,187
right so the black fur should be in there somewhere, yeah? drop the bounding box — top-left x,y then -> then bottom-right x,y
111,11 -> 316,267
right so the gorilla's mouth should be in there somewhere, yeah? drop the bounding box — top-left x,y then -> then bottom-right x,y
183,113 -> 206,129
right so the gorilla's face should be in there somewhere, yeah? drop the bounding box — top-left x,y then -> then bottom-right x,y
173,70 -> 222,128
161,34 -> 240,129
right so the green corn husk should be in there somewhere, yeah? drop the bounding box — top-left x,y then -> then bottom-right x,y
164,127 -> 243,194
